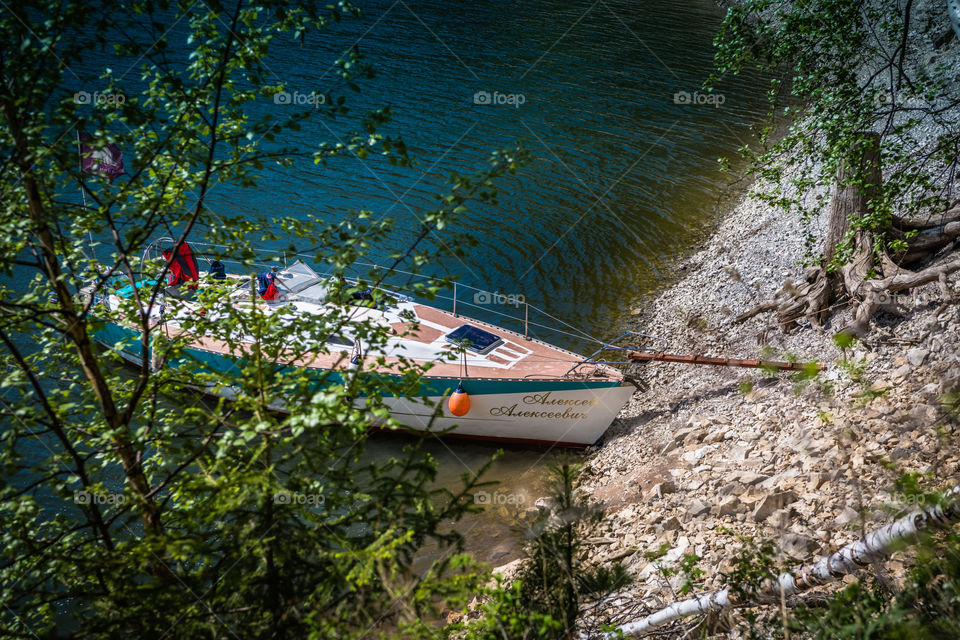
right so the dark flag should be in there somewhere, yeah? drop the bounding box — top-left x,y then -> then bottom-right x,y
78,132 -> 125,180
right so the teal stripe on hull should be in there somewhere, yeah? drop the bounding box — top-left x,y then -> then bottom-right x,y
94,322 -> 145,360
94,322 -> 625,398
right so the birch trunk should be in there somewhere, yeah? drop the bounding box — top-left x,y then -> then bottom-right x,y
590,487 -> 960,639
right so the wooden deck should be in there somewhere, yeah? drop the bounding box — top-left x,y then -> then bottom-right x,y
158,299 -> 620,382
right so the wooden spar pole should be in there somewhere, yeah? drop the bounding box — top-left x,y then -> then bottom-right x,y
627,351 -> 822,372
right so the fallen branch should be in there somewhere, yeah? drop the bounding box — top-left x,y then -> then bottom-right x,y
587,487 -> 960,639
626,351 -> 821,371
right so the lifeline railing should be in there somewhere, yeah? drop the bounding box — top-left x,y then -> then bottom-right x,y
129,240 -> 824,375
133,239 -> 613,352
562,331 -> 670,377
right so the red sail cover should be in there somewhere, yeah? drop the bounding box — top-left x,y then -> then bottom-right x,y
162,243 -> 199,287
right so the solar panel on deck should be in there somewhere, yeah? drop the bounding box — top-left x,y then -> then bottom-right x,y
444,324 -> 504,354
278,260 -> 323,293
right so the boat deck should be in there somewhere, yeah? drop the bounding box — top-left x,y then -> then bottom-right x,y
173,301 -> 618,382
96,263 -> 622,383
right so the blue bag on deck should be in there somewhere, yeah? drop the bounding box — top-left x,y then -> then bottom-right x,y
257,272 -> 278,300
209,260 -> 226,279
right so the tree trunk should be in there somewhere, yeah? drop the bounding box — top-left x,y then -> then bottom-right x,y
597,487 -> 960,639
823,132 -> 882,269
737,131 -> 958,337
0,97 -> 163,536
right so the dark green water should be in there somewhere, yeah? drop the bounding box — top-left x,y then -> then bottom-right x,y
290,0 -> 770,565
211,0 -> 767,352
64,0 -> 768,565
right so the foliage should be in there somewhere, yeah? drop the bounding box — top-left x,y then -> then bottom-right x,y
643,543 -> 705,598
677,552 -> 706,596
710,0 -> 960,266
463,463 -> 632,639
719,528 -> 785,639
460,579 -> 565,640
0,0 -> 524,637
721,530 -> 781,603
717,485 -> 960,640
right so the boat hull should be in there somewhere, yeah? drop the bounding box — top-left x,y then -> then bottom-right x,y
380,384 -> 635,447
94,322 -> 634,447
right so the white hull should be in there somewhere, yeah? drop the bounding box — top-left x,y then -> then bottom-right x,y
381,386 -> 636,446
92,255 -> 638,447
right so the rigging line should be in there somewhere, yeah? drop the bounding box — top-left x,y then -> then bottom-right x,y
344,260 -> 609,344
148,244 -> 615,347
521,305 -> 603,345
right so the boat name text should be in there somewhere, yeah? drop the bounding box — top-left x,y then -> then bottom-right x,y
522,392 -> 599,407
488,392 -> 599,420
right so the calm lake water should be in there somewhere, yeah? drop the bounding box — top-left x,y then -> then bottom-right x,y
65,0 -> 768,565
211,0 -> 768,356
232,0 -> 768,566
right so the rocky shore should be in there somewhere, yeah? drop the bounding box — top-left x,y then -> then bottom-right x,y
574,19 -> 960,633
577,179 -> 959,632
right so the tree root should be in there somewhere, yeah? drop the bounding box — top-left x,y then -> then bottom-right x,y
842,254 -> 960,337
734,131 -> 959,337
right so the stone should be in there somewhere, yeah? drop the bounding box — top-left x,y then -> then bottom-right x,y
891,365 -> 912,381
492,558 -> 523,578
807,473 -> 827,491
765,507 -> 794,529
649,480 -> 677,500
729,445 -> 753,462
907,348 -> 929,368
703,428 -> 727,445
662,516 -> 682,531
682,446 -> 713,465
676,426 -> 706,447
890,447 -> 911,461
836,506 -> 860,527
687,499 -> 711,518
718,482 -> 742,497
535,497 -> 555,512
716,495 -> 740,516
441,609 -> 463,625
780,533 -> 817,560
738,471 -> 769,486
752,491 -> 798,522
